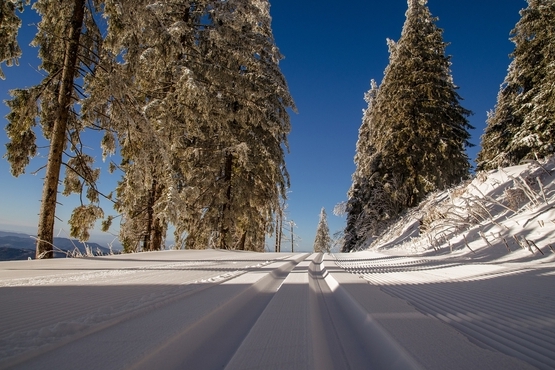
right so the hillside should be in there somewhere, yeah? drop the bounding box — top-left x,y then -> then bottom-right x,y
324,156 -> 555,369
0,231 -> 113,260
367,155 -> 555,260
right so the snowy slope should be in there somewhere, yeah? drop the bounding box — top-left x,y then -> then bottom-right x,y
331,155 -> 555,369
369,155 -> 555,258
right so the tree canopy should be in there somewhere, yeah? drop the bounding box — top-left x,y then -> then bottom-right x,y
2,0 -> 294,256
478,0 -> 555,170
344,0 -> 472,252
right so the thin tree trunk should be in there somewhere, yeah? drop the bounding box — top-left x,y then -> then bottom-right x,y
290,220 -> 294,253
278,215 -> 282,253
143,179 -> 156,251
219,153 -> 233,250
36,0 -> 85,259
150,180 -> 165,251
275,208 -> 282,252
236,231 -> 246,250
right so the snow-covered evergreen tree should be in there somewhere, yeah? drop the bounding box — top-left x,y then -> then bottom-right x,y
93,0 -> 200,252
344,0 -> 472,252
344,80 -> 379,252
3,0 -> 293,254
313,208 -> 331,254
478,0 -> 555,170
94,0 -> 294,252
0,0 -> 27,79
476,62 -> 522,170
173,0 -> 294,251
4,0 -> 106,257
372,0 -> 472,205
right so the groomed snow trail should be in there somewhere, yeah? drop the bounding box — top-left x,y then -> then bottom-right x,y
336,250 -> 555,370
0,250 -> 539,369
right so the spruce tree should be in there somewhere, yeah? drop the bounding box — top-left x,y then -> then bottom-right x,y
344,0 -> 472,252
95,0 -> 294,252
476,62 -> 522,170
93,0 -> 200,252
175,0 -> 294,251
478,0 -> 555,170
313,208 -> 331,254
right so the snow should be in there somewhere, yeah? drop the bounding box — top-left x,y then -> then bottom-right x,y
335,156 -> 555,369
1,160 -> 554,369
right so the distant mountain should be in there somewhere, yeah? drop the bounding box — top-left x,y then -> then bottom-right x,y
0,247 -> 35,261
0,231 -> 33,239
0,231 -> 113,261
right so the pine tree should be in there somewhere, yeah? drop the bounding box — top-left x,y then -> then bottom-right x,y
478,0 -> 555,170
476,62 -> 523,170
344,0 -> 472,252
373,0 -> 472,207
4,0 -> 106,258
313,208 -> 331,254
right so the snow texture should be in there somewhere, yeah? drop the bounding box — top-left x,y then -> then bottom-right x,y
0,247 -> 544,369
0,159 -> 554,369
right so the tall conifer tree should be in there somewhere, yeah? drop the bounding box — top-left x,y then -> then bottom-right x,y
95,0 -> 294,252
344,80 -> 379,252
344,0 -> 472,252
478,0 -> 555,170
175,0 -> 294,251
93,0 -> 203,252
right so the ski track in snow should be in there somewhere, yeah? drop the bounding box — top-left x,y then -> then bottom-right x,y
0,249 -> 544,370
0,251 -> 279,365
336,251 -> 555,370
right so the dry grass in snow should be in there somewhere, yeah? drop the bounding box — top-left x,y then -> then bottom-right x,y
370,155 -> 555,261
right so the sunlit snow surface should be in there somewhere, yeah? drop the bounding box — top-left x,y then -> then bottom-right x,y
336,157 -> 555,369
1,160 -> 554,369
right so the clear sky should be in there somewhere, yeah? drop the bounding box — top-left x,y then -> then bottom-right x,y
0,0 -> 527,252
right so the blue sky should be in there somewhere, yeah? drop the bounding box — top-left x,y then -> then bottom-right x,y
0,0 -> 526,252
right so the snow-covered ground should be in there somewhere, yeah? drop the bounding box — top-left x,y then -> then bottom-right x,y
0,248 -> 543,369
370,156 -> 555,258
335,156 -> 555,369
1,159 -> 554,369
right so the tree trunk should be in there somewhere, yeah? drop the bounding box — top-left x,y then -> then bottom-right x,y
36,0 -> 85,259
236,231 -> 246,251
150,180 -> 165,251
143,180 -> 155,251
275,211 -> 280,253
151,218 -> 164,251
219,153 -> 233,250
290,221 -> 294,253
278,214 -> 283,253
143,178 -> 166,251
275,209 -> 282,253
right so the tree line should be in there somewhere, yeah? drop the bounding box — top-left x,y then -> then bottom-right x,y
1,0 -> 294,257
344,0 -> 554,252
